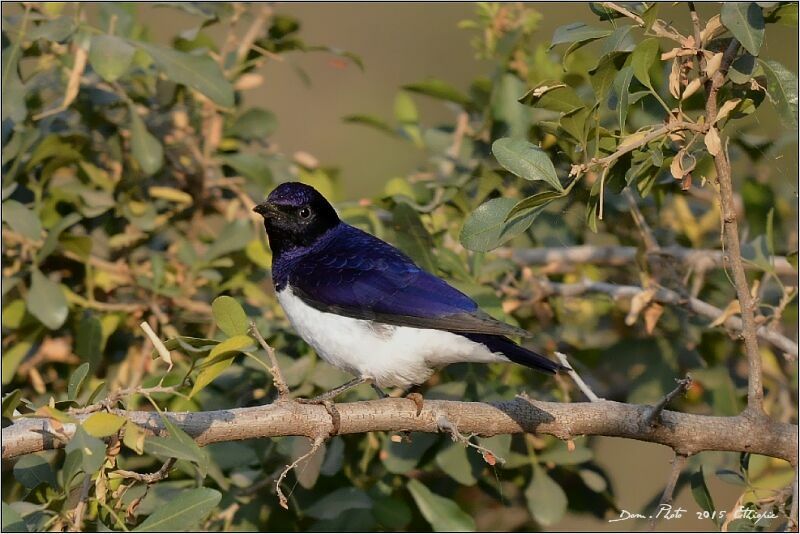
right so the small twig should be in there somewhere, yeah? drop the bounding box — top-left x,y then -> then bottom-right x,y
436,415 -> 506,465
555,352 -> 603,403
69,474 -> 93,532
649,452 -> 689,530
646,375 -> 693,428
275,436 -> 325,509
234,5 -> 273,66
249,322 -> 290,401
624,189 -> 660,253
112,458 -> 177,484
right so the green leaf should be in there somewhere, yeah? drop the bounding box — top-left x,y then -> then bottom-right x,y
2,502 -> 28,532
27,269 -> 68,330
550,22 -> 612,47
306,487 -> 372,520
203,219 -> 252,261
691,466 -> 719,526
402,79 -> 471,106
37,212 -> 82,263
83,412 -> 126,438
67,362 -> 90,400
65,427 -> 106,476
492,73 -> 532,139
373,496 -> 412,529
342,114 -> 397,137
492,138 -> 561,191
559,106 -> 591,144
2,299 -> 25,329
211,296 -> 249,337
2,341 -> 32,385
435,443 -> 477,485
190,335 -> 254,397
407,479 -> 475,532
392,203 -> 436,273
613,66 -> 634,132
130,108 -> 164,176
394,91 -> 418,124
75,314 -> 102,370
460,198 -> 535,252
2,389 -> 22,418
759,59 -> 798,127
89,34 -> 135,82
134,41 -> 234,107
631,38 -> 659,89
578,469 -> 608,492
2,200 -> 42,240
219,153 -> 272,186
538,444 -> 593,465
519,82 -> 583,113
765,2 -> 797,25
721,3 -> 765,56
226,108 -> 277,140
381,432 -> 437,474
143,413 -> 206,468
14,453 -> 57,490
525,466 -> 568,526
133,488 -> 221,532
507,190 -> 563,220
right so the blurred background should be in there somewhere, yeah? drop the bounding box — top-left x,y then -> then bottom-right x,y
142,3 -> 798,198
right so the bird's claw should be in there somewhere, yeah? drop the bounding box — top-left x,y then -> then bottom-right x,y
406,392 -> 424,416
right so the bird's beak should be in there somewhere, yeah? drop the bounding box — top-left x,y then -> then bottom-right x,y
253,202 -> 279,218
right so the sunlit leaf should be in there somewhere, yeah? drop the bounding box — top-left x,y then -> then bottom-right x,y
27,269 -> 68,330
211,296 -> 249,337
492,138 -> 562,190
89,35 -> 135,82
721,2 -> 765,56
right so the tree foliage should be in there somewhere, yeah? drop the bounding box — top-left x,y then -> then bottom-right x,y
2,2 -> 797,532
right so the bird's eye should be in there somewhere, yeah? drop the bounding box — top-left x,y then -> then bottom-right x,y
298,207 -> 311,219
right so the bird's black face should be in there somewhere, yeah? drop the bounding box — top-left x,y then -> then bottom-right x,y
253,182 -> 340,255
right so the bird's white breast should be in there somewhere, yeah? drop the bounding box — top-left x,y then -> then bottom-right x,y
276,286 -> 507,388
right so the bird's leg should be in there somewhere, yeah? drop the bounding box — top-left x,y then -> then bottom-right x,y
295,376 -> 370,404
371,383 -> 389,399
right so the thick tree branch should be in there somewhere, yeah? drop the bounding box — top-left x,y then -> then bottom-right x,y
4,398 -> 796,463
498,245 -> 797,277
704,39 -> 766,414
536,279 -> 798,358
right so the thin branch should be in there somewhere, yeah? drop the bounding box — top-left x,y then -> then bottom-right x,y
437,414 -> 506,465
112,458 -> 177,484
276,436 -> 325,510
649,452 -> 689,530
234,5 -> 273,66
499,245 -> 797,277
555,352 -> 603,402
575,122 -> 705,174
249,322 -> 290,401
645,375 -> 693,428
704,38 -> 765,414
624,188 -> 660,253
5,397 -> 796,463
69,474 -> 93,532
535,279 -> 798,358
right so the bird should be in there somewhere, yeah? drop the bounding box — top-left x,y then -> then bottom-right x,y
253,182 -> 566,402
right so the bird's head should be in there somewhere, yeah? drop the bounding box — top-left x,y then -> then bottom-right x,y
253,182 -> 340,254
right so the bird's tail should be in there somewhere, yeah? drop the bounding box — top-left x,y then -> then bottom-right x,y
464,334 -> 569,375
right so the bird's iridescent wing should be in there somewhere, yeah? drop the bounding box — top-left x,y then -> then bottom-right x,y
287,225 -> 529,337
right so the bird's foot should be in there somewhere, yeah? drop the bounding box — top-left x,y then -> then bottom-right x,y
295,397 -> 341,435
